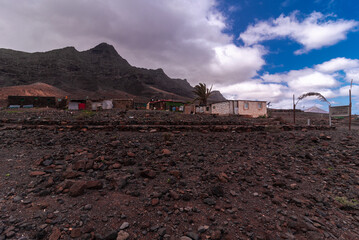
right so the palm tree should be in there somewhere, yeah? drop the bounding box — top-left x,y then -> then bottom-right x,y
193,83 -> 213,106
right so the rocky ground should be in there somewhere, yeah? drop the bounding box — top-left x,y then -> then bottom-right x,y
0,109 -> 358,240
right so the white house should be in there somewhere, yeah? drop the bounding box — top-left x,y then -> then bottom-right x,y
211,100 -> 267,117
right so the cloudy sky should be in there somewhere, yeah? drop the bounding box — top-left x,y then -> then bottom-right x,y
1,0 -> 359,112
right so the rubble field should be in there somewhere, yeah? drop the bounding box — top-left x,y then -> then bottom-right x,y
0,109 -> 358,240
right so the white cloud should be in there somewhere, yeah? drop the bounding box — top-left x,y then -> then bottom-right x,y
216,80 -> 289,105
239,11 -> 358,54
315,57 -> 359,73
0,0 -> 265,86
338,85 -> 359,96
287,70 -> 339,91
345,69 -> 359,82
209,44 -> 266,84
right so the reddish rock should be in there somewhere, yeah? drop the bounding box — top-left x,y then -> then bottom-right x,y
218,172 -> 229,183
49,227 -> 61,240
112,163 -> 121,169
70,228 -> 82,238
127,152 -> 135,157
117,230 -> 130,240
140,169 -> 156,179
169,190 -> 180,200
73,160 -> 86,171
69,181 -> 86,197
170,170 -> 182,179
211,230 -> 222,240
34,158 -> 45,166
85,160 -> 94,170
151,198 -> 160,206
46,177 -> 54,187
162,149 -> 172,155
110,140 -> 120,147
29,171 -> 46,177
63,171 -> 80,179
86,180 -> 103,189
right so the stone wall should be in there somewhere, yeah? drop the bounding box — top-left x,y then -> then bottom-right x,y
211,102 -> 231,115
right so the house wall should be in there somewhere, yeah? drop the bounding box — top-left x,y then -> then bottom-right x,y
238,101 -> 267,117
211,101 -> 231,115
164,102 -> 184,111
211,100 -> 267,117
195,105 -> 211,114
184,104 -> 195,114
102,100 -> 113,110
113,99 -> 134,110
8,96 -> 57,108
91,102 -> 102,111
68,102 -> 80,110
134,102 -> 147,110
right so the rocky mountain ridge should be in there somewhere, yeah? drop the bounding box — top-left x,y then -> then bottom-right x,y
0,43 -> 225,102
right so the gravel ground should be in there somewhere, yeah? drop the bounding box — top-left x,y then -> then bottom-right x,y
0,109 -> 358,240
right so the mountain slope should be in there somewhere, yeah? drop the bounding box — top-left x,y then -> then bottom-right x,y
0,82 -> 69,99
0,43 -> 226,102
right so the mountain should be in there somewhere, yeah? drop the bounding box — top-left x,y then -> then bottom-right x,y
0,43 -> 226,102
0,82 -> 69,99
304,106 -> 328,114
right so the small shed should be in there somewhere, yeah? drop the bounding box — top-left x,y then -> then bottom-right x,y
147,100 -> 185,111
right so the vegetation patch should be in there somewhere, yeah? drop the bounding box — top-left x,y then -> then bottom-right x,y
5,110 -> 21,114
74,110 -> 96,120
335,196 -> 359,210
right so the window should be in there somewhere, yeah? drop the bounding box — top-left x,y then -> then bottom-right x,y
244,102 -> 249,110
206,107 -> 209,111
258,102 -> 262,109
213,106 -> 216,109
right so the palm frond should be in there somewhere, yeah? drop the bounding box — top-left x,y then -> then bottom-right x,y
296,92 -> 330,105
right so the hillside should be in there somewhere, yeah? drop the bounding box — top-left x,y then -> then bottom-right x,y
0,82 -> 68,99
0,43 -> 226,102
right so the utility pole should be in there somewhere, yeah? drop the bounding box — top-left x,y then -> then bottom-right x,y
293,94 -> 296,124
349,79 -> 353,131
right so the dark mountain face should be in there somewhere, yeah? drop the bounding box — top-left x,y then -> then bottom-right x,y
0,43 -> 226,101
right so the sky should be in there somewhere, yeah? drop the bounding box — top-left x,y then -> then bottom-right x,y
0,0 -> 359,112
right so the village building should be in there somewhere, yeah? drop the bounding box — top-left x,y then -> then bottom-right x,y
211,100 -> 267,117
134,102 -> 147,110
147,100 -> 185,112
68,99 -> 87,110
7,96 -> 65,108
112,99 -> 134,110
184,104 -> 211,114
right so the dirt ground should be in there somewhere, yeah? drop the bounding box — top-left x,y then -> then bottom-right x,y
0,109 -> 358,240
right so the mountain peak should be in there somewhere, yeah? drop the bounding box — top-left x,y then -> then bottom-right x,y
90,42 -> 118,56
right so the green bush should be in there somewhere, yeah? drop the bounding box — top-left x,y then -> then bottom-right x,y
335,196 -> 358,209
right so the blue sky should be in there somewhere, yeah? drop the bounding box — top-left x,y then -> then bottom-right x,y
215,0 -> 359,112
0,0 -> 358,112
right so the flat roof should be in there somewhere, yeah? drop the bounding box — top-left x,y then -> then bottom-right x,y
211,100 -> 267,104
